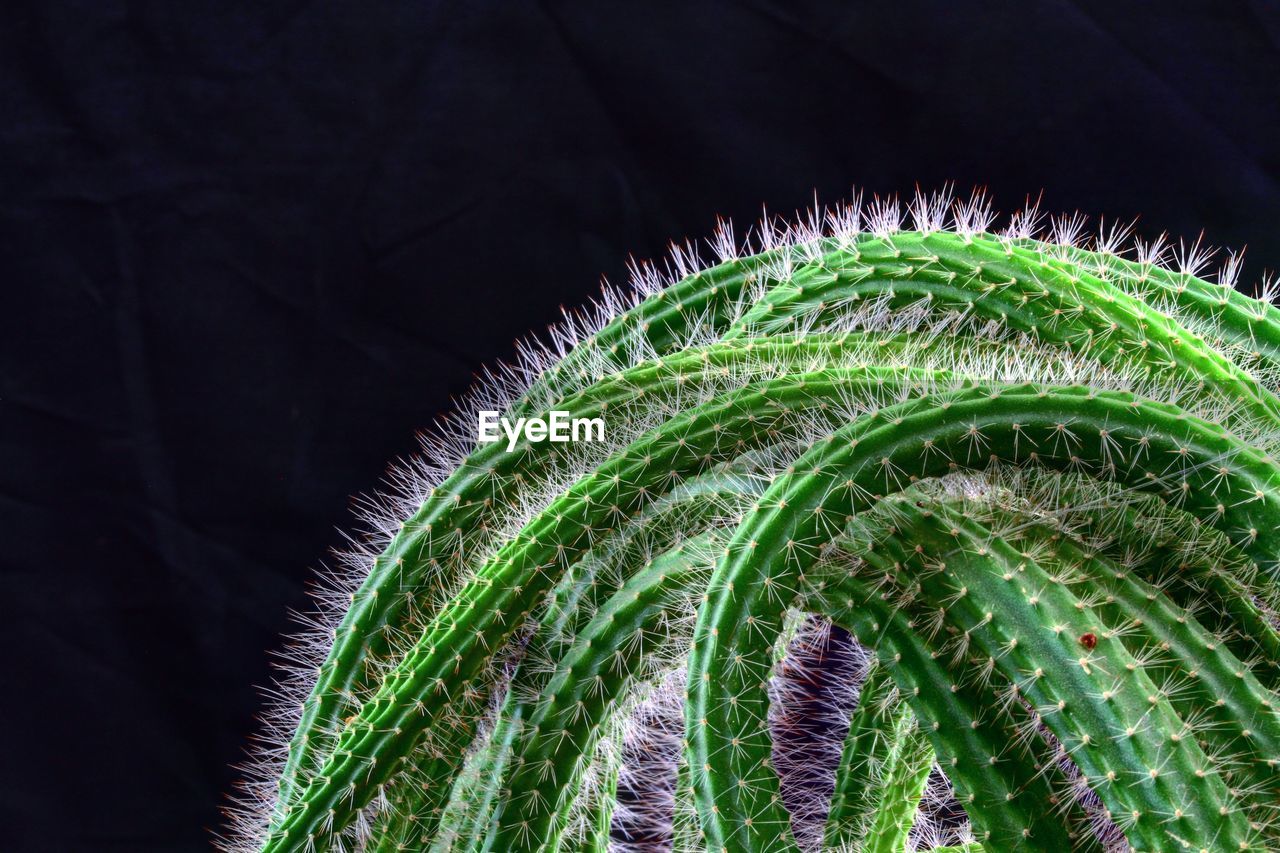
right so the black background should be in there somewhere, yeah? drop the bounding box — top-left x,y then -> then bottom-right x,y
5,2 -> 1280,850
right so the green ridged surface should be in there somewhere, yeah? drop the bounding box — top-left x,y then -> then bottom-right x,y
226,202 -> 1280,853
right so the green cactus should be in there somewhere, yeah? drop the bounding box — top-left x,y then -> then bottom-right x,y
824,663 -> 935,852
225,191 -> 1280,852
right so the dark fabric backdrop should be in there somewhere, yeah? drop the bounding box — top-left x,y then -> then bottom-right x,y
4,2 -> 1280,849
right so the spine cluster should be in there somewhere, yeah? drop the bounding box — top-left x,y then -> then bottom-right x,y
225,190 -> 1280,853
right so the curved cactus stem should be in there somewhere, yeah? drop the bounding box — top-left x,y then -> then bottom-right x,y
859,715 -> 932,853
275,297 -> 1271,832
262,367 -> 893,849
987,472 -> 1280,689
433,704 -> 525,853
286,215 -> 1280,818
478,535 -> 716,850
518,230 -> 1280,415
274,333 -> 961,814
885,473 -> 1280,830
1052,240 -> 1280,368
823,662 -> 934,852
273,378 -> 1280,848
1098,501 -> 1280,689
997,518 -> 1280,820
236,210 -> 1280,853
686,386 -> 1280,852
366,451 -> 776,850
579,748 -> 619,853
809,573 -> 1088,851
877,503 -> 1255,850
824,663 -> 899,846
380,524 -> 716,853
723,231 -> 1280,419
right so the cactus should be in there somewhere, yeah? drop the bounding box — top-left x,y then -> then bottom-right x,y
224,190 -> 1280,852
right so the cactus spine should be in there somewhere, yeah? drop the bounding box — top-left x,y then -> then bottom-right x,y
225,191 -> 1280,852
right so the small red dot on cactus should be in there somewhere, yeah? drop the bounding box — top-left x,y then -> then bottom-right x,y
1079,633 -> 1098,650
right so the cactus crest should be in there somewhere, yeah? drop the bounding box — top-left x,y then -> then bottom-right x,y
224,189 -> 1280,853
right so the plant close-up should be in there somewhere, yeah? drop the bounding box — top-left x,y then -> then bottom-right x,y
220,190 -> 1280,853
